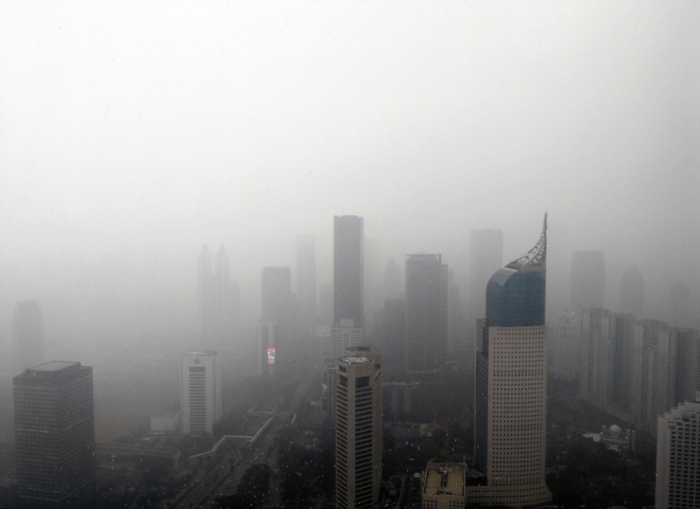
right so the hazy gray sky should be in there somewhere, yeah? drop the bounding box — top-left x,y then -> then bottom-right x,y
1,1 -> 698,336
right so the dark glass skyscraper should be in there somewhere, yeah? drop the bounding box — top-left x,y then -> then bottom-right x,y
334,215 -> 364,326
404,254 -> 448,375
469,214 -> 551,508
14,361 -> 95,504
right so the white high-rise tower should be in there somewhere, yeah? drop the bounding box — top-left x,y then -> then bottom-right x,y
180,351 -> 221,435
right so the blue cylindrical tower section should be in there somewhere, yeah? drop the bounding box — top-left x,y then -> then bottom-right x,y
486,269 -> 546,326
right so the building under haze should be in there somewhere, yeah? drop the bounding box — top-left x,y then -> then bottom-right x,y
335,353 -> 382,509
469,229 -> 503,330
256,320 -> 277,376
668,280 -> 693,329
656,394 -> 700,509
383,259 -> 402,301
553,311 -> 577,381
296,235 -> 317,339
632,320 -> 670,435
570,251 -> 605,313
262,266 -> 295,361
620,265 -> 644,317
13,300 -> 44,375
180,351 -> 221,435
14,361 -> 95,504
468,215 -> 551,508
579,308 -> 614,411
198,245 -> 241,349
331,319 -> 363,358
404,254 -> 448,376
334,215 -> 364,327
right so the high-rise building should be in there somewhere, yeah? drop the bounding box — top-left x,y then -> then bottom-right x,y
468,229 -> 503,329
656,395 -> 700,509
570,251 -> 605,312
384,259 -> 402,301
620,265 -> 644,317
579,308 -> 614,411
668,280 -> 693,328
447,268 -> 463,354
335,354 -> 382,509
552,311 -> 577,381
180,351 -> 221,435
331,319 -> 363,359
674,328 -> 700,405
468,215 -> 551,508
380,297 -> 405,381
256,320 -> 277,376
13,300 -> 44,375
610,313 -> 636,408
296,236 -> 317,339
632,320 -> 670,434
334,215 -> 364,326
262,266 -> 294,361
198,245 -> 240,349
14,361 -> 95,504
319,284 -> 334,328
404,254 -> 448,376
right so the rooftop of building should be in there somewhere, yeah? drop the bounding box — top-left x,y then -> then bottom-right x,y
183,350 -> 218,357
30,360 -> 78,372
338,356 -> 371,365
423,460 -> 465,497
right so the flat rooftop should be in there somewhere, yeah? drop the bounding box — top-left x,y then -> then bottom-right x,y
30,361 -> 79,372
338,356 -> 371,365
424,461 -> 465,497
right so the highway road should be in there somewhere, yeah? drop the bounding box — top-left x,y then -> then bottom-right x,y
173,353 -> 318,509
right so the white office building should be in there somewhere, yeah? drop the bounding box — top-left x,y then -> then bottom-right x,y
180,351 -> 221,435
331,319 -> 363,358
656,394 -> 700,509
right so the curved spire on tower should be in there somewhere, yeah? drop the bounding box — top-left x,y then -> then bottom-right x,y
505,212 -> 547,272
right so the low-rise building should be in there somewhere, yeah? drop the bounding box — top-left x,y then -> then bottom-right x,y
422,460 -> 465,509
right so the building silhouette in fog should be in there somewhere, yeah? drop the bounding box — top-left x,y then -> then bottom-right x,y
553,310 -> 577,381
469,229 -> 503,331
383,259 -> 402,301
14,361 -> 95,504
256,320 -> 277,376
198,245 -> 240,349
570,251 -> 605,312
404,254 -> 448,376
180,351 -> 221,435
13,300 -> 44,375
469,215 -> 551,507
334,215 -> 364,326
262,266 -> 295,363
335,353 -> 382,509
668,280 -> 693,328
296,236 -> 317,338
620,265 -> 644,317
656,394 -> 700,509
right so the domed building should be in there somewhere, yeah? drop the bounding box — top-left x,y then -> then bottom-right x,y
583,424 -> 636,452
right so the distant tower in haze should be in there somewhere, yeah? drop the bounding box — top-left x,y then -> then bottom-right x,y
620,265 -> 644,317
570,251 -> 605,312
319,284 -> 334,328
262,266 -> 294,362
14,361 -> 95,504
469,229 -> 503,327
296,236 -> 317,339
256,320 -> 277,376
404,254 -> 448,376
180,351 -> 221,435
668,280 -> 692,328
335,354 -> 382,509
447,268 -> 463,354
383,259 -> 402,301
13,300 -> 44,375
553,311 -> 577,381
198,245 -> 240,350
468,214 -> 551,508
334,215 -> 364,326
